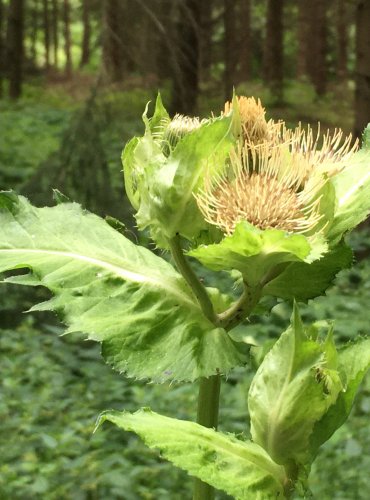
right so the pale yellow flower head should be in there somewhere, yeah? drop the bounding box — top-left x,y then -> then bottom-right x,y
197,97 -> 359,237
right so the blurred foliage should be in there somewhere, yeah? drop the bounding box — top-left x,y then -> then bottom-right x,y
0,83 -> 369,499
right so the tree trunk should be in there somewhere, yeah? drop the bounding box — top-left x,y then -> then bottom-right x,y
308,0 -> 327,96
336,0 -> 348,81
156,0 -> 174,81
80,0 -> 90,67
170,0 -> 200,115
354,0 -> 370,139
0,0 -> 4,97
224,0 -> 237,101
7,0 -> 24,99
238,0 -> 251,83
102,0 -> 125,82
63,0 -> 72,77
263,0 -> 284,102
51,0 -> 59,68
199,0 -> 213,82
43,0 -> 50,69
296,0 -> 309,79
30,0 -> 39,65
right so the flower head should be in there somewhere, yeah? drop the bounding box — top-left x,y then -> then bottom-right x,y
224,96 -> 281,146
196,112 -> 358,238
196,143 -> 324,236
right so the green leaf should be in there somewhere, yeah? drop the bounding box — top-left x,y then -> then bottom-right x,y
52,189 -> 71,204
248,305 -> 343,466
122,136 -> 140,210
97,408 -> 286,500
361,123 -> 370,150
263,242 -> 353,301
327,143 -> 370,244
189,221 -> 312,286
136,114 -> 235,245
309,336 -> 370,458
0,193 -> 244,382
149,93 -> 170,135
0,190 -> 18,210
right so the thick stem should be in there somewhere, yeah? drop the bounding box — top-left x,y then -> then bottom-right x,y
193,374 -> 221,500
168,234 -> 218,324
168,237 -> 261,500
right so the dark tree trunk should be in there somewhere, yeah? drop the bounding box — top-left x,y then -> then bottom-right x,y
224,0 -> 237,100
308,0 -> 327,96
199,0 -> 213,82
238,0 -> 251,83
43,0 -> 50,69
354,0 -> 370,139
63,0 -> 72,77
30,0 -> 39,65
263,0 -> 284,102
0,0 -> 4,97
336,0 -> 348,80
51,0 -> 59,68
102,0 -> 125,82
80,0 -> 90,67
296,0 -> 309,79
170,0 -> 200,115
7,0 -> 24,99
156,0 -> 174,81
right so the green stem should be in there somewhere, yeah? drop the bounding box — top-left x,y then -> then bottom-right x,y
193,374 -> 221,500
168,238 -> 261,500
168,235 -> 218,324
168,235 -> 221,499
218,281 -> 262,331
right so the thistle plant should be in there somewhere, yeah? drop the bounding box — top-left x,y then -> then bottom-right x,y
1,94 -> 370,499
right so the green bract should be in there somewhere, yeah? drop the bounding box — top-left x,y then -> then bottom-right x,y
249,305 -> 370,488
122,94 -> 235,247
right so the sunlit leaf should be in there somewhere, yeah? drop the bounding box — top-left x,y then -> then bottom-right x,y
97,408 -> 286,500
248,305 -> 342,466
0,193 -> 244,382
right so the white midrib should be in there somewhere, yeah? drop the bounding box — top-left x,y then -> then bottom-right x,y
0,248 -> 196,308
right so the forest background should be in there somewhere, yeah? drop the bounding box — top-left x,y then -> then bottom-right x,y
1,0 -> 370,499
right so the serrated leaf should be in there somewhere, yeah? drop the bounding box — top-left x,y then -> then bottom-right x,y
189,221 -> 313,286
0,193 -> 244,382
97,408 -> 286,500
248,305 -> 342,466
309,336 -> 370,458
263,242 -> 353,301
